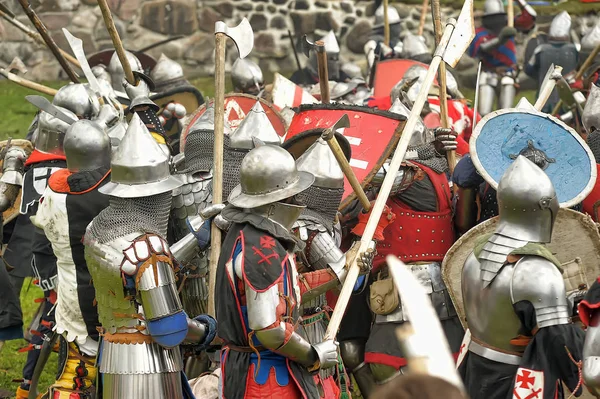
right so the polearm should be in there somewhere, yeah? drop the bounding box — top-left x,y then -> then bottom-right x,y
507,0 -> 514,28
551,41 -> 600,115
322,0 -> 475,341
383,0 -> 390,46
287,29 -> 304,75
97,0 -> 136,85
431,0 -> 456,174
0,68 -> 57,96
0,4 -> 80,69
16,0 -> 79,82
417,0 -> 429,36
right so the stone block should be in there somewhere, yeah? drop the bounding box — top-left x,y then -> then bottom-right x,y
340,1 -> 353,13
254,32 -> 277,56
267,4 -> 276,13
0,42 -> 33,64
393,3 -> 410,19
344,16 -> 355,25
0,21 -> 26,42
290,12 -> 316,35
273,0 -> 287,4
214,2 -> 234,18
250,14 -> 268,31
256,4 -> 264,12
292,0 -> 310,10
345,20 -> 371,54
237,3 -> 253,11
29,57 -> 62,81
38,12 -> 71,31
94,16 -> 126,42
316,11 -> 339,32
140,0 -> 198,36
270,15 -> 288,30
315,1 -> 329,9
116,0 -> 142,20
72,8 -> 99,30
184,32 -> 215,63
198,7 -> 219,33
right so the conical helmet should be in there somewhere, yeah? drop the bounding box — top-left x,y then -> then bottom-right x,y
374,4 -> 401,28
107,50 -> 143,92
389,98 -> 432,147
321,30 -> 340,54
64,119 -> 111,173
36,106 -> 77,156
229,145 -> 314,209
496,156 -> 559,243
295,137 -> 346,230
583,83 -> 600,135
53,83 -> 100,120
231,58 -> 264,94
223,101 -> 281,200
483,0 -> 504,16
150,53 -> 184,91
549,11 -> 571,41
402,33 -> 430,59
582,22 -> 600,51
99,113 -> 182,198
181,103 -> 231,173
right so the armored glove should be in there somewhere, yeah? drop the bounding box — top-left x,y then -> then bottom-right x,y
187,314 -> 217,351
351,201 -> 397,241
123,76 -> 159,113
433,127 -> 458,154
357,242 -> 376,275
189,204 -> 227,250
95,104 -> 120,130
498,26 -> 517,42
1,146 -> 27,186
310,340 -> 339,371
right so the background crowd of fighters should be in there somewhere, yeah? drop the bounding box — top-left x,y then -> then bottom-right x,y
0,0 -> 600,398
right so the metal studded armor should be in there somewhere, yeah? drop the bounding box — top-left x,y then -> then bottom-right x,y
459,156 -> 583,399
84,114 -> 215,399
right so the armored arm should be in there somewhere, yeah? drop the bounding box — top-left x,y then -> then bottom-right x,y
454,186 -> 478,236
236,256 -> 337,370
0,146 -> 27,213
510,256 -> 571,331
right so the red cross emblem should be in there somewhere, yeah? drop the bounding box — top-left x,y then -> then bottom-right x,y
513,368 -> 543,399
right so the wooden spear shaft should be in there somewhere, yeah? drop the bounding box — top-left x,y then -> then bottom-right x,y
17,0 -> 79,83
431,0 -> 456,174
0,69 -> 57,96
418,0 -> 429,36
316,41 -> 330,104
383,0 -> 390,46
97,0 -> 135,85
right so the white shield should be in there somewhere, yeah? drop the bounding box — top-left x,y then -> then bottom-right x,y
33,167 -> 60,195
512,368 -> 544,399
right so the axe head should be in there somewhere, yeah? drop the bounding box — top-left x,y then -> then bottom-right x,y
442,0 -> 475,68
215,18 -> 254,59
300,35 -> 325,58
7,57 -> 27,75
322,114 -> 350,140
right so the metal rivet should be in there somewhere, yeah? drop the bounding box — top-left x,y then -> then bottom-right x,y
432,240 -> 435,243
416,255 -> 419,257
441,240 -> 444,243
416,239 -> 419,243
399,226 -> 403,230
412,215 -> 415,218
417,229 -> 420,232
432,230 -> 435,233
418,215 -> 421,218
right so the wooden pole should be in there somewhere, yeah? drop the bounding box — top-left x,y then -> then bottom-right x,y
322,130 -> 371,211
97,0 -> 135,85
16,0 -> 79,83
316,41 -> 330,104
383,0 -> 390,46
207,33 -> 227,317
431,0 -> 456,174
323,22 -> 456,341
0,69 -> 57,96
418,0 -> 429,36
507,0 -> 514,28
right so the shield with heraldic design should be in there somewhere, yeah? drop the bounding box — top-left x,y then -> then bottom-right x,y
372,58 -> 437,99
180,94 -> 287,153
285,103 -> 405,210
512,368 -> 544,399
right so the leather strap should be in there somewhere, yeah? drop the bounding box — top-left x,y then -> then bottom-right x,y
468,338 -> 522,366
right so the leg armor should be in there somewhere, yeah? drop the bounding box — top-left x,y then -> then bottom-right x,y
49,341 -> 97,399
478,71 -> 498,116
498,73 -> 517,110
339,339 -> 376,398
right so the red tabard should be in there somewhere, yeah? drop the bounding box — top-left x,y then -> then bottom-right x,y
583,164 -> 600,222
374,162 -> 455,268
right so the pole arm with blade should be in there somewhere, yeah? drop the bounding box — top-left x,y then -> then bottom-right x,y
97,0 -> 135,85
16,0 -> 79,83
431,0 -> 456,174
323,21 -> 459,341
0,68 -> 57,96
534,64 -> 562,111
473,61 -> 482,130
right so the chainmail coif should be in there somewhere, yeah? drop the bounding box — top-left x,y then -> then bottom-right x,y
587,130 -> 600,163
87,192 -> 172,244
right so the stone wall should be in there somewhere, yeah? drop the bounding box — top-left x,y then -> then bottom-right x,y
0,0 -> 597,88
0,0 -> 457,81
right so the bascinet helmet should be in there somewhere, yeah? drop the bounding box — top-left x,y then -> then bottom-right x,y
229,145 -> 315,229
496,155 -> 559,243
107,50 -> 143,92
389,98 -> 433,147
402,33 -> 431,63
295,137 -> 346,230
99,113 -> 182,198
483,0 -> 505,16
583,83 -> 600,135
549,11 -> 571,41
36,107 -> 77,156
582,22 -> 600,52
482,0 -> 507,34
53,83 -> 101,120
150,53 -> 185,92
222,101 -> 281,200
309,31 -> 341,81
231,58 -> 264,95
64,119 -> 111,172
374,4 -> 401,27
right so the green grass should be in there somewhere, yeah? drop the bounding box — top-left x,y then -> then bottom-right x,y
395,0 -> 598,15
0,279 -> 57,394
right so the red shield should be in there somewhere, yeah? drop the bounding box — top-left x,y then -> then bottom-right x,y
373,59 -> 435,99
286,104 -> 405,210
180,93 -> 288,153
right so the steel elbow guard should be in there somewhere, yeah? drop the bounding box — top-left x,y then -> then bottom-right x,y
147,310 -> 189,348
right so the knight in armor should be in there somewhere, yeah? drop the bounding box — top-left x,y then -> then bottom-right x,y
9,106 -> 76,399
582,84 -> 600,221
525,12 -> 578,113
150,54 -> 204,152
578,279 -> 600,398
402,33 -> 432,64
468,0 -> 537,115
31,118 -> 112,398
290,31 -> 350,87
580,22 -> 600,88
215,144 -> 375,398
337,99 -> 463,398
231,57 -> 265,96
458,156 -> 583,399
364,4 -> 403,70
106,50 -> 144,95
83,114 -> 217,399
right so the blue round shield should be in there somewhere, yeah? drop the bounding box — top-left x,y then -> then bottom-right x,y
470,109 -> 596,207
